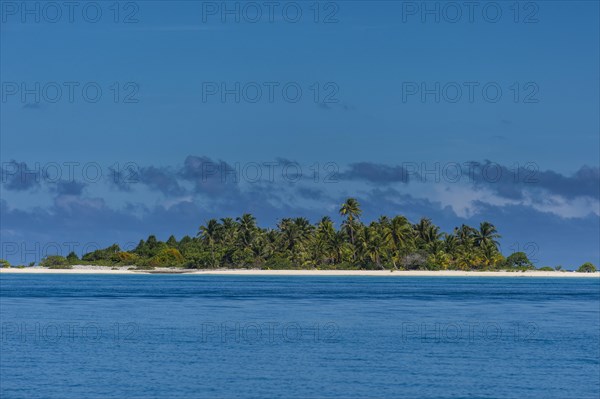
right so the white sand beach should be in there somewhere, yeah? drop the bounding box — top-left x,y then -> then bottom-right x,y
1,265 -> 598,277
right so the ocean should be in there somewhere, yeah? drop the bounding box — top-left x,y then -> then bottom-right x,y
1,275 -> 598,398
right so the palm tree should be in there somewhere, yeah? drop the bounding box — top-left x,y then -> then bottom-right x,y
414,218 -> 440,248
443,233 -> 459,257
339,198 -> 362,245
278,217 -> 314,265
474,222 -> 501,250
293,217 -> 314,242
236,214 -> 257,248
316,216 -> 335,240
358,223 -> 385,269
216,217 -> 237,266
386,216 -> 414,262
427,238 -> 444,254
249,233 -> 271,266
480,241 -> 501,268
219,218 -> 236,243
278,218 -> 299,252
414,218 -> 432,242
455,224 -> 477,248
198,219 -> 220,267
424,224 -> 441,245
331,231 -> 349,264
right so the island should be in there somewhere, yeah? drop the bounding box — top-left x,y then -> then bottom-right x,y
1,199 -> 597,276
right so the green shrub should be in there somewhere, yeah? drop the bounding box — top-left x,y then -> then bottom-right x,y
82,244 -> 121,262
231,248 -> 257,268
0,259 -> 10,268
40,255 -> 69,267
66,251 -> 80,264
425,262 -> 444,271
577,262 -> 597,273
148,248 -> 185,267
113,251 -> 140,265
263,254 -> 293,270
182,251 -> 218,269
503,252 -> 534,269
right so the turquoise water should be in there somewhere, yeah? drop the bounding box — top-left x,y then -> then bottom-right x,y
1,275 -> 598,398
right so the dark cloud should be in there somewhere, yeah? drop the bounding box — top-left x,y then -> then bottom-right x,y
465,161 -> 600,200
273,157 -> 304,182
339,162 -> 410,184
536,165 -> 600,199
179,155 -> 240,196
1,160 -> 41,191
107,164 -> 138,192
53,180 -> 86,196
4,157 -> 598,204
106,155 -> 311,198
138,166 -> 186,197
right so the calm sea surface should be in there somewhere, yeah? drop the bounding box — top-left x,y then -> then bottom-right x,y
1,275 -> 598,399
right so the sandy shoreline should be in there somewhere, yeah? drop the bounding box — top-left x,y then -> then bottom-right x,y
1,266 -> 598,278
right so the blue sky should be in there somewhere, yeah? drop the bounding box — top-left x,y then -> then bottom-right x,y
1,1 -> 599,267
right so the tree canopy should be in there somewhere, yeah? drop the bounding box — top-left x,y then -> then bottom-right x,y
45,198 -> 569,270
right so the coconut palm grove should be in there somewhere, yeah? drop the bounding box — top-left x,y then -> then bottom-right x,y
35,198 -> 595,272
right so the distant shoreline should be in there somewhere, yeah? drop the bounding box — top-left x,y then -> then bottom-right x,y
1,266 -> 599,278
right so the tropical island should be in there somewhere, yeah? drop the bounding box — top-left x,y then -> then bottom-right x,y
1,199 -> 597,274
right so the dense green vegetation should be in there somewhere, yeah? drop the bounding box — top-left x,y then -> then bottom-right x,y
577,262 -> 597,273
25,199 -> 597,272
39,255 -> 73,269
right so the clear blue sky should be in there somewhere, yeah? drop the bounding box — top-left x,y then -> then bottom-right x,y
1,1 -> 599,267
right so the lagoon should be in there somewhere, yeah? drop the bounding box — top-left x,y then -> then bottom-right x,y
1,275 -> 598,398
